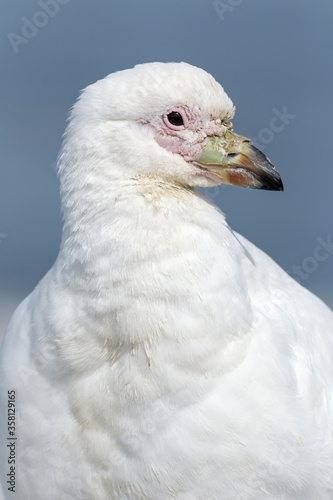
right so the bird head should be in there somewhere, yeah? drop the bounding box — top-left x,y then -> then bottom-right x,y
61,62 -> 283,193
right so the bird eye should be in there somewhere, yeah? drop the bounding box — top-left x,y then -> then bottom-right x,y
164,108 -> 187,130
167,112 -> 184,127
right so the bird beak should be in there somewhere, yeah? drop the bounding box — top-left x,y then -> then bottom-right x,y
193,129 -> 283,191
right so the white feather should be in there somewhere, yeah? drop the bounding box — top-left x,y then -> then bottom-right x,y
0,62 -> 332,499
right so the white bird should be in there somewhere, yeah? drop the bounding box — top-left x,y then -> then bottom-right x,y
1,62 -> 333,500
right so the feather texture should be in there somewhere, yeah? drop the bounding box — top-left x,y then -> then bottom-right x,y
0,62 -> 332,499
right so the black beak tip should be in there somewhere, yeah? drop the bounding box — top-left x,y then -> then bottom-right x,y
246,144 -> 284,192
259,176 -> 284,192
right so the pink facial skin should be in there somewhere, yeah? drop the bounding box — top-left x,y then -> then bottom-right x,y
146,105 -> 231,162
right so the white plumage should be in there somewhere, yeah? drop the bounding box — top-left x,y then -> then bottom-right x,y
0,62 -> 332,499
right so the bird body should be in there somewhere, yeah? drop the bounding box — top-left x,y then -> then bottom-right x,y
0,62 -> 332,499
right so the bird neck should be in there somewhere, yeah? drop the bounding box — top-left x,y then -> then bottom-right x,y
44,179 -> 253,391
54,181 -> 251,349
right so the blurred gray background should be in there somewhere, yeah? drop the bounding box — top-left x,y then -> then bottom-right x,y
1,0 -> 332,337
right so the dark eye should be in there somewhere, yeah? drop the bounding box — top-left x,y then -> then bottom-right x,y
167,111 -> 184,127
163,108 -> 187,130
